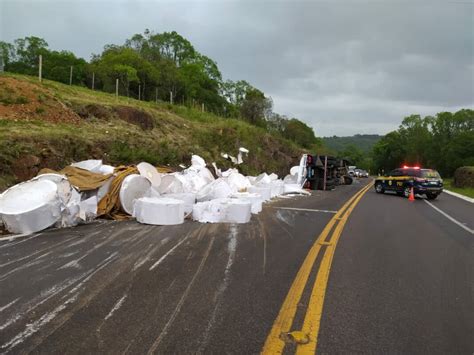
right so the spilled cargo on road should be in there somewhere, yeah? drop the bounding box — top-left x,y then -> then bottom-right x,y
0,152 -> 311,235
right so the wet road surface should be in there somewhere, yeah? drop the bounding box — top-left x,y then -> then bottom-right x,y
1,179 -> 472,354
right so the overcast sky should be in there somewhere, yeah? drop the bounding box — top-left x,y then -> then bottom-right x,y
1,0 -> 473,136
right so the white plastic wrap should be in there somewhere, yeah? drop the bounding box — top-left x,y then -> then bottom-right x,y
71,159 -> 103,174
119,174 -> 152,215
134,197 -> 184,225
97,176 -> 114,202
137,162 -> 161,187
0,180 -> 62,234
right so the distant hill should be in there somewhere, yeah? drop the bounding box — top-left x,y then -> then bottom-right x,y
322,134 -> 382,154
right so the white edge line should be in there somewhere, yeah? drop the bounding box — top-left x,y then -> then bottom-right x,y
444,189 -> 474,204
424,200 -> 473,235
274,207 -> 338,214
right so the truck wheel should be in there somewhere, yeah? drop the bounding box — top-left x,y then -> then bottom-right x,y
426,193 -> 438,200
375,182 -> 384,193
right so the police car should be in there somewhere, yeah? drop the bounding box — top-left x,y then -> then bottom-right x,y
374,166 -> 443,200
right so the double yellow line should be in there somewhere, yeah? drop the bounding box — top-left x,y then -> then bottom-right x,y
262,182 -> 372,355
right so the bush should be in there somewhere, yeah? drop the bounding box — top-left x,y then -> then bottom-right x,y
453,166 -> 474,188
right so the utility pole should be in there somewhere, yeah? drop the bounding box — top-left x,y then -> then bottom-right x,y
201,103 -> 204,112
155,88 -> 158,104
170,91 -> 173,104
115,78 -> 119,99
91,72 -> 95,90
69,66 -> 73,85
138,84 -> 141,100
38,55 -> 42,82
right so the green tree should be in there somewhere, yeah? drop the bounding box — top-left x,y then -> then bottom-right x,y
240,87 -> 272,125
282,118 -> 319,149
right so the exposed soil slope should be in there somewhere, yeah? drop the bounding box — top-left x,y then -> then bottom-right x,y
0,74 -> 303,191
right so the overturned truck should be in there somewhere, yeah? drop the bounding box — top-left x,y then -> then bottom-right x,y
303,154 -> 352,191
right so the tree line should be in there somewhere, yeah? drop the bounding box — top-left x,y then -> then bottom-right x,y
372,109 -> 474,177
0,31 -> 321,150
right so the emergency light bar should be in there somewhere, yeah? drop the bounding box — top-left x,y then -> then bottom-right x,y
402,165 -> 420,169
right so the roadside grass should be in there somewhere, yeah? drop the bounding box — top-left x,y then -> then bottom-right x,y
444,178 -> 474,199
0,73 -> 304,190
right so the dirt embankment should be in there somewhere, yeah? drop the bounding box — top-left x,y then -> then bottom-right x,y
0,77 -> 81,123
0,75 -> 303,191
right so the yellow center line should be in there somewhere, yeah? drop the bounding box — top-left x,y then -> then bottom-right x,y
295,183 -> 371,355
261,182 -> 372,354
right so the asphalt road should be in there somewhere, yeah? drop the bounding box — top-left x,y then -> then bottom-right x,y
0,180 -> 472,354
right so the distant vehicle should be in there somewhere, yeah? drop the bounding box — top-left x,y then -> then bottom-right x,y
348,166 -> 356,177
359,170 -> 369,178
374,166 -> 443,200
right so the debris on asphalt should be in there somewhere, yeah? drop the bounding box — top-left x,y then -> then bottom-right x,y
0,153 -> 311,234
134,197 -> 185,225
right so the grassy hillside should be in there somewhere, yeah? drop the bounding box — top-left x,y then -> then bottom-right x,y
0,73 -> 304,191
322,134 -> 382,154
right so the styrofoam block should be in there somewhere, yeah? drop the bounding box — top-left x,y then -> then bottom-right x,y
269,173 -> 279,181
226,172 -> 251,192
248,186 -> 272,201
164,193 -> 196,215
269,180 -> 285,198
221,168 -> 238,178
137,162 -> 161,187
255,173 -> 272,185
71,159 -> 103,174
283,174 -> 297,184
196,178 -> 232,202
0,180 -> 62,234
146,186 -> 161,198
246,176 -> 257,184
97,176 -> 114,202
224,199 -> 252,223
231,192 -> 263,214
119,174 -> 151,215
191,154 -> 206,168
193,200 -> 226,223
134,197 -> 185,225
98,164 -> 115,175
197,167 -> 215,184
34,173 -> 72,205
158,174 -> 184,194
57,188 -> 82,228
79,195 -> 98,221
180,170 -> 209,194
192,198 -> 251,224
290,166 -> 299,176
